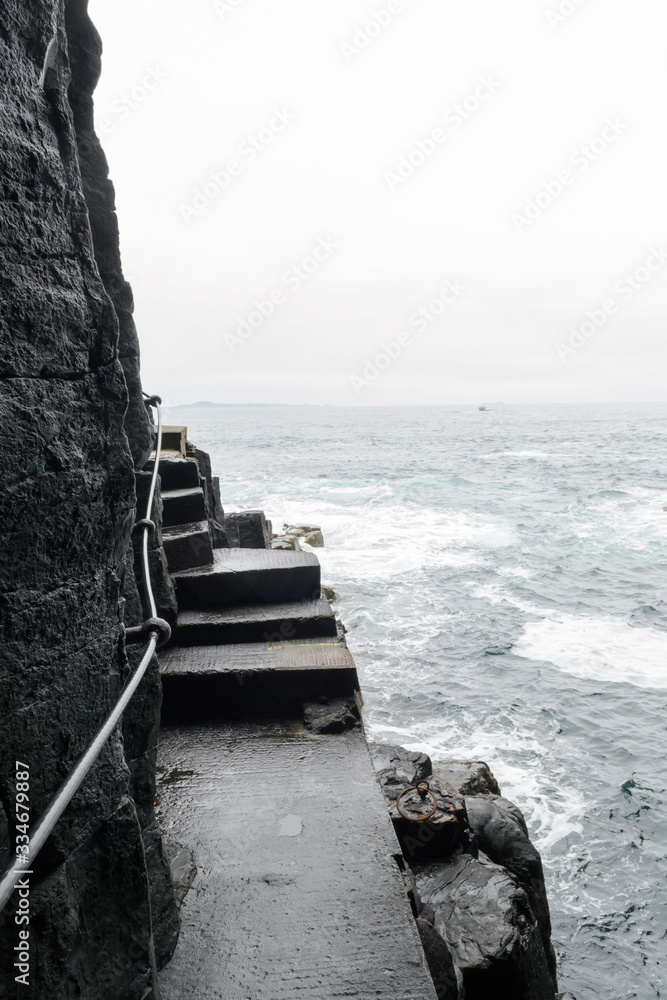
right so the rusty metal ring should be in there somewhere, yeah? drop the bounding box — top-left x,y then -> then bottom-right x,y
396,784 -> 438,823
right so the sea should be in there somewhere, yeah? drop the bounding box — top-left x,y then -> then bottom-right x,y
163,401 -> 667,999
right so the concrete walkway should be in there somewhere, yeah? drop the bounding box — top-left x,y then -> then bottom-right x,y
157,721 -> 437,1000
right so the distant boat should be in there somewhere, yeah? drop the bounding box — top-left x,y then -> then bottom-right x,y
478,404 -> 491,411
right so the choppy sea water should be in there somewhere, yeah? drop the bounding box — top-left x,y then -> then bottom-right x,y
164,402 -> 667,999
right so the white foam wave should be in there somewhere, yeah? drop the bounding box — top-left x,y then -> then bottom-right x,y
255,500 -> 513,581
514,615 -> 667,689
500,450 -> 551,458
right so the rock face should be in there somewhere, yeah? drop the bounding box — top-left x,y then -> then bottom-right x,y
0,2 -> 177,997
65,0 -> 153,467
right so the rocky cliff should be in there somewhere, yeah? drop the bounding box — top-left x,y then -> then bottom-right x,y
0,2 -> 177,997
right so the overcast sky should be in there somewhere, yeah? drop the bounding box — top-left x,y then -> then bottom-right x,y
87,0 -> 666,406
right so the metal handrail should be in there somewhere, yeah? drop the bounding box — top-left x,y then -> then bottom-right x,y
0,396 -> 166,913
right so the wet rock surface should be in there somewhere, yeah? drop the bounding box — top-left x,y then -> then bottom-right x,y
465,794 -> 556,980
303,695 -> 361,734
371,745 -> 470,862
369,745 -> 558,998
412,855 -> 555,1000
431,758 -> 501,797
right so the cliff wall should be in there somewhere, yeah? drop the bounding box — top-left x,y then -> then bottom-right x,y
0,2 -> 176,997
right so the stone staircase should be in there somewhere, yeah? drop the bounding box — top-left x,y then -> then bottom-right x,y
153,432 -> 438,999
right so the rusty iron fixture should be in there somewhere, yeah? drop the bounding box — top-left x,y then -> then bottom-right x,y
396,779 -> 439,823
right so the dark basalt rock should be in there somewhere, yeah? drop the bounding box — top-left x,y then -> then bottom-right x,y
464,794 -> 556,983
415,912 -> 459,999
194,448 -> 225,526
413,855 -> 555,1000
64,0 -> 153,468
0,1 -> 177,996
369,742 -> 433,786
303,696 -> 361,734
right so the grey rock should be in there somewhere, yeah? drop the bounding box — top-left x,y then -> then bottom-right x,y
369,742 -> 433,786
413,855 -> 555,1000
285,523 -> 324,547
321,584 -> 337,601
143,457 -> 200,491
172,549 -> 321,610
161,486 -> 207,528
272,534 -> 302,551
162,840 -> 197,908
431,759 -> 501,797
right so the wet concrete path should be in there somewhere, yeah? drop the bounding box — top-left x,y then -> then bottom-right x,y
157,721 -> 437,1000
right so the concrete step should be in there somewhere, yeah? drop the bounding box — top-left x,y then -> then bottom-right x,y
159,636 -> 358,721
161,487 -> 207,528
172,548 -> 320,609
157,722 -> 438,1000
224,510 -> 271,549
155,425 -> 187,456
145,456 -> 200,491
173,597 -> 337,646
162,520 -> 213,574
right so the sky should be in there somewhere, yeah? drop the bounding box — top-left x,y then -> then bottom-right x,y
87,0 -> 666,406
